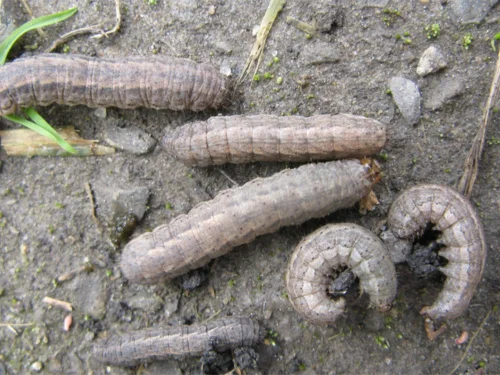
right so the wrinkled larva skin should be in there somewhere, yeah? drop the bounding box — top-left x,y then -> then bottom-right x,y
0,54 -> 228,115
286,223 -> 397,324
388,184 -> 486,320
92,317 -> 261,366
163,114 -> 386,166
121,160 -> 377,284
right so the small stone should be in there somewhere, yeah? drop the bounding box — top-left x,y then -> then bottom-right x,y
416,46 -> 447,76
360,0 -> 390,6
252,25 -> 260,36
234,347 -> 258,370
31,361 -> 43,372
300,41 -> 341,65
140,361 -> 182,375
94,184 -> 150,223
214,41 -> 232,54
208,5 -> 216,15
164,291 -> 180,317
104,125 -> 156,155
179,268 -> 208,290
449,0 -> 499,24
424,78 -> 465,110
84,331 -> 95,341
94,107 -> 107,119
69,273 -> 108,319
127,293 -> 163,313
219,59 -> 232,76
389,77 -> 422,125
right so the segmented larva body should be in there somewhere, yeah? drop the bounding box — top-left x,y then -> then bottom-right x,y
163,114 -> 386,166
0,54 -> 228,115
121,159 -> 379,284
388,184 -> 486,320
286,223 -> 397,324
92,317 -> 261,366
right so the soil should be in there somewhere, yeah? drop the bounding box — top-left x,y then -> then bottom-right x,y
0,1 -> 499,374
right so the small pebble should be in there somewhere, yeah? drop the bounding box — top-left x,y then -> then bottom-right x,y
220,59 -> 232,76
389,77 -> 422,125
31,361 -> 43,372
104,125 -> 157,155
416,46 -> 447,77
208,5 -> 216,15
94,107 -> 107,119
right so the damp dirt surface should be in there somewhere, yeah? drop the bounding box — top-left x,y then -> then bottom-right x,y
1,1 -> 499,374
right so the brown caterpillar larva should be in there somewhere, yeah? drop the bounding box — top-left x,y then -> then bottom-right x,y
162,114 -> 386,166
387,184 -> 486,322
121,159 -> 380,284
286,223 -> 397,324
92,317 -> 261,366
0,54 -> 228,115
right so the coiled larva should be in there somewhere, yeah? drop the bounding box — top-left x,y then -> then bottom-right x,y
162,114 -> 386,166
387,184 -> 486,321
121,159 -> 380,284
0,54 -> 228,115
92,317 -> 261,366
286,223 -> 397,324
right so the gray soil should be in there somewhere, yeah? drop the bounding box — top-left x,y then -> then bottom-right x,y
1,1 -> 499,374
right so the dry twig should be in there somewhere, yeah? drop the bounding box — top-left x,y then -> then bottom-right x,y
45,0 -> 121,52
457,51 -> 500,197
20,0 -> 46,38
448,309 -> 492,375
42,296 -> 73,312
238,0 -> 286,84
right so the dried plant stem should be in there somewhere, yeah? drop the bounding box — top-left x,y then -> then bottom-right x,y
457,50 -> 500,197
45,0 -> 121,52
42,296 -> 73,312
20,0 -> 47,38
238,0 -> 286,83
448,309 -> 492,375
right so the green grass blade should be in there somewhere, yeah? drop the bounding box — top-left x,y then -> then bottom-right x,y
5,112 -> 77,154
0,7 -> 78,65
24,108 -> 76,153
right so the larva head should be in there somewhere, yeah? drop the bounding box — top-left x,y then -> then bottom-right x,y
0,88 -> 16,116
360,158 -> 382,186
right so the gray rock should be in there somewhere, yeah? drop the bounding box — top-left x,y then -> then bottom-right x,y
127,293 -> 164,313
449,0 -> 499,24
94,184 -> 150,223
69,273 -> 108,319
416,46 -> 447,76
424,78 -> 465,110
220,59 -> 232,76
300,41 -> 341,65
140,361 -> 182,375
93,107 -> 107,119
30,361 -> 43,372
164,290 -> 181,317
360,0 -> 390,7
389,77 -> 422,125
214,41 -> 232,54
104,125 -> 157,155
380,230 -> 413,263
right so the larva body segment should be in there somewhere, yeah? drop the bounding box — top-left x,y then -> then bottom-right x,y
163,114 -> 386,166
92,317 -> 261,366
121,160 -> 378,284
286,223 -> 397,324
388,184 -> 486,320
0,54 -> 228,115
